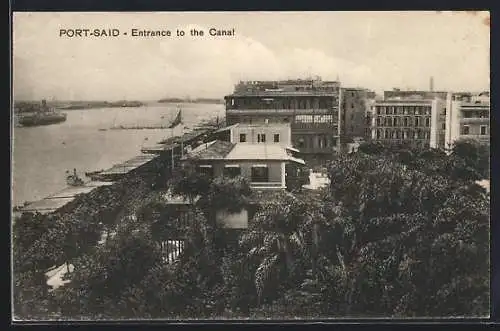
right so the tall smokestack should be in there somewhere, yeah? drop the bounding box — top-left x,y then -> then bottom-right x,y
430,76 -> 434,92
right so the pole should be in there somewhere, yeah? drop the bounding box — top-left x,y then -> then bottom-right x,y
171,129 -> 174,170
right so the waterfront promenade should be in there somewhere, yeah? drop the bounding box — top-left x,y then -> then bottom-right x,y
15,121 -> 221,215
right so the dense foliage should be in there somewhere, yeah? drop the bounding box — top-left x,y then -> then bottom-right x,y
13,141 -> 490,319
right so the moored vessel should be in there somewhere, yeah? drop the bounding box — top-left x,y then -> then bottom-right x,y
17,100 -> 67,127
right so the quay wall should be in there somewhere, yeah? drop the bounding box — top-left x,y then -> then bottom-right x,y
15,125 -> 218,220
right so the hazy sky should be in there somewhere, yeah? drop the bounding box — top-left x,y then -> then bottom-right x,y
13,11 -> 490,100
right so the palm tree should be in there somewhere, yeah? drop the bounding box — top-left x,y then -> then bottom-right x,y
239,192 -> 317,305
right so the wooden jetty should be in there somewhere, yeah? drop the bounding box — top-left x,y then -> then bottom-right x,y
17,181 -> 113,215
87,154 -> 157,182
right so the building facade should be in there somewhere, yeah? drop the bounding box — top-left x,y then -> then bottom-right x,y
371,99 -> 446,148
211,123 -> 293,148
340,88 -> 371,144
445,92 -> 490,147
181,139 -> 306,229
225,78 -> 342,160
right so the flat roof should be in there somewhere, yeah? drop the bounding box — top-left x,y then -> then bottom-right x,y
225,144 -> 301,162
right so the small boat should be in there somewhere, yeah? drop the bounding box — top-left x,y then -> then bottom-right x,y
66,169 -> 85,186
98,128 -> 108,131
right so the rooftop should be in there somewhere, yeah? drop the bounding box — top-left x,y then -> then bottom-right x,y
226,144 -> 291,161
184,140 -> 236,160
183,140 -> 305,164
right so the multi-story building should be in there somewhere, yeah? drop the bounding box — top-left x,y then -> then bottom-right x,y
371,99 -> 446,148
340,87 -> 370,143
225,78 -> 343,163
445,91 -> 490,147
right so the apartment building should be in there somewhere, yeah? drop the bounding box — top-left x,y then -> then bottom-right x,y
371,99 -> 446,148
340,87 -> 370,143
445,91 -> 490,147
225,78 -> 341,159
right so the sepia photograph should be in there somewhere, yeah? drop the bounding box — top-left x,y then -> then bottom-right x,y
11,11 -> 490,320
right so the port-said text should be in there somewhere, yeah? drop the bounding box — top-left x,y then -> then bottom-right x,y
60,29 -> 120,37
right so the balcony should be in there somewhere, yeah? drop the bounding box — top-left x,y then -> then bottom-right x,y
229,91 -> 339,96
460,134 -> 490,143
250,182 -> 285,189
291,122 -> 338,130
460,117 -> 489,124
226,108 -> 337,115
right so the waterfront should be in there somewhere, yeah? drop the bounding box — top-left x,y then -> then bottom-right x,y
12,102 -> 225,206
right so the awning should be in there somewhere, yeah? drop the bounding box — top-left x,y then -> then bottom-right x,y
198,165 -> 213,168
286,146 -> 300,153
288,156 -> 306,165
224,164 -> 241,168
252,164 -> 268,167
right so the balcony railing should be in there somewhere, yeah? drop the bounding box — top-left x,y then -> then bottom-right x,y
460,134 -> 490,142
250,182 -> 284,189
226,108 -> 337,115
228,91 -> 339,96
291,122 -> 338,130
460,117 -> 489,124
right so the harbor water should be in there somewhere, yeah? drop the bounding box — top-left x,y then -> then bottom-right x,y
12,102 -> 225,206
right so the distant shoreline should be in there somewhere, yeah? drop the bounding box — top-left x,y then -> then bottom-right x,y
14,99 -> 224,112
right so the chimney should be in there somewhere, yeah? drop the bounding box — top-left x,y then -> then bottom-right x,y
430,76 -> 434,92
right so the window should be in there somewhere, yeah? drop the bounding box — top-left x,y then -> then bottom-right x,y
425,118 -> 430,127
442,123 -> 446,130
257,133 -> 266,143
415,118 -> 420,127
403,117 -> 408,126
462,125 -> 470,135
239,134 -> 247,142
251,165 -> 269,182
273,134 -> 280,142
198,165 -> 214,177
480,125 -> 487,135
223,165 -> 241,178
376,117 -> 381,126
298,138 -> 305,148
393,117 -> 397,126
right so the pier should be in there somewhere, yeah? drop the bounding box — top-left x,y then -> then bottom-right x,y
88,154 -> 157,182
14,119 -> 223,215
18,181 -> 113,215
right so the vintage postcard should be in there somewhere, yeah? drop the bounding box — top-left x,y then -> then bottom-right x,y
11,11 -> 490,321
